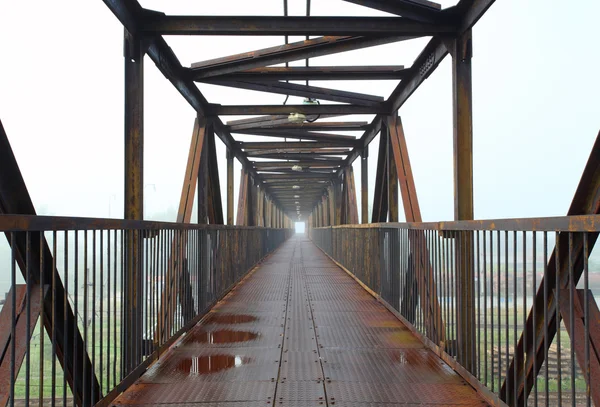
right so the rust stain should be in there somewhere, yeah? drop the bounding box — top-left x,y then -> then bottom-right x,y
205,313 -> 258,324
176,354 -> 251,375
185,329 -> 260,344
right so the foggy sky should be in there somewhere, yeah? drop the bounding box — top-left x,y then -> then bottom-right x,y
1,0 -> 599,224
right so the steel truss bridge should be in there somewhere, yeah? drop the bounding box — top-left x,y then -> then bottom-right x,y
0,1 -> 599,406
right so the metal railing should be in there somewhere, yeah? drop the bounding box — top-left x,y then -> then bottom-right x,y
0,215 -> 292,407
311,215 -> 600,407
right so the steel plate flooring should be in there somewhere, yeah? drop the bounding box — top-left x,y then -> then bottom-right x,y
113,236 -> 487,407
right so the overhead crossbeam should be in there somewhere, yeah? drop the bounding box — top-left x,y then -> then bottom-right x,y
209,104 -> 386,116
241,141 -> 357,149
228,122 -> 369,132
190,35 -> 415,79
206,80 -> 384,106
142,15 -> 455,36
196,66 -> 408,81
340,0 -> 444,23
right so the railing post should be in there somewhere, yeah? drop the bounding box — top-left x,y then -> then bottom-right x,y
361,146 -> 369,224
226,148 -> 234,225
123,27 -> 145,374
450,28 -> 476,373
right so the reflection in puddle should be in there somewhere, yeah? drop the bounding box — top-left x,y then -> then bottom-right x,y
187,329 -> 260,344
176,354 -> 251,375
205,314 -> 258,324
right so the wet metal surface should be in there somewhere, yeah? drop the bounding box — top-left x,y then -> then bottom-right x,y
112,236 -> 488,406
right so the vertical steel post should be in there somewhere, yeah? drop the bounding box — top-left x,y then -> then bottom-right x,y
450,29 -> 475,373
361,146 -> 369,224
226,149 -> 234,225
387,132 -> 399,222
123,28 -> 144,373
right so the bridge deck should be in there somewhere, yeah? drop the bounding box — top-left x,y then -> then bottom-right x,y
113,236 -> 487,406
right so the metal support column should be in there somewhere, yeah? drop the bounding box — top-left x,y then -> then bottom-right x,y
450,28 -> 475,373
226,148 -> 234,225
361,146 -> 369,224
123,28 -> 144,373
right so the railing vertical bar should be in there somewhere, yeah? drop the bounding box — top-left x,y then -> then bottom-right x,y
106,230 -> 111,392
483,230 -> 487,386
25,232 -> 32,406
556,232 -> 562,407
73,231 -> 79,407
504,230 -> 509,403
582,233 -> 590,407
532,231 -> 538,407
99,230 -> 104,397
568,233 -> 575,407
513,230 -> 518,407
531,232 -> 538,407
490,230 -> 494,391
476,230 -> 481,379
543,232 -> 548,407
52,230 -> 57,406
112,229 -> 117,386
39,232 -> 45,407
10,232 -> 16,407
496,230 -> 501,397
522,231 -> 527,407
63,231 -> 68,407
91,230 -> 97,405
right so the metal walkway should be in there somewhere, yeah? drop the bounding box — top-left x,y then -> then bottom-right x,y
113,236 -> 487,406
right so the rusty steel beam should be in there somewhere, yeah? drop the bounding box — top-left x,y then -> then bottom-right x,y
372,123 -> 389,223
247,153 -> 349,160
123,27 -> 146,375
142,14 -> 455,36
124,29 -> 144,222
209,104 -> 385,116
177,117 -> 206,223
236,169 -> 249,226
340,0 -> 443,23
241,141 -> 357,149
206,80 -> 384,106
226,148 -> 234,225
345,167 -> 359,225
0,119 -> 101,406
361,146 -> 369,224
252,151 -> 348,158
226,114 -> 342,128
257,173 -> 336,179
190,36 -> 415,79
387,132 -> 399,223
229,122 -> 369,132
501,130 -> 600,406
449,29 -> 475,374
231,129 -> 357,142
198,66 -> 409,82
206,127 -> 224,224
388,114 -> 445,345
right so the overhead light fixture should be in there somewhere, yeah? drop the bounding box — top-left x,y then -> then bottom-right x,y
287,98 -> 320,124
292,185 -> 300,189
287,112 -> 306,123
291,165 -> 303,172
295,201 -> 299,205
294,195 -> 300,198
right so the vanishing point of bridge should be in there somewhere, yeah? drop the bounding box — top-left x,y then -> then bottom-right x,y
1,1 -> 599,406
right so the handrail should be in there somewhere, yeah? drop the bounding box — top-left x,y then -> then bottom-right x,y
312,214 -> 600,232
0,214 -> 292,232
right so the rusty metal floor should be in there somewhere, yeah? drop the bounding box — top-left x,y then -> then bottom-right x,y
113,235 -> 488,407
